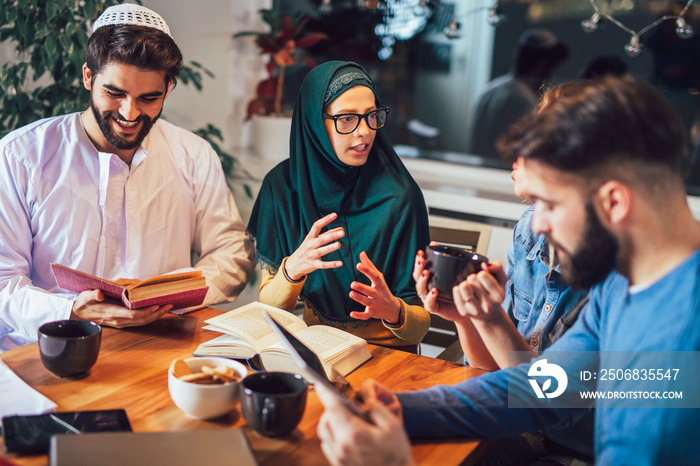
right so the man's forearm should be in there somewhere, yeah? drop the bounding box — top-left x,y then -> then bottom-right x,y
471,309 -> 536,369
397,368 -> 577,440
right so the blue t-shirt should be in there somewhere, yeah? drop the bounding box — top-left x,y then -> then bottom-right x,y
399,248 -> 700,465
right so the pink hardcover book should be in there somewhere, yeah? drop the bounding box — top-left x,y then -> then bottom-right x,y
51,263 -> 208,310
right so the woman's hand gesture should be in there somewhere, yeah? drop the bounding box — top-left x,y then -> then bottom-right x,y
349,252 -> 402,324
285,213 -> 345,281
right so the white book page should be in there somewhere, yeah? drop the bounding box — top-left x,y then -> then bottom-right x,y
263,325 -> 369,378
195,333 -> 257,359
294,326 -> 359,361
204,302 -> 307,351
0,360 -> 57,417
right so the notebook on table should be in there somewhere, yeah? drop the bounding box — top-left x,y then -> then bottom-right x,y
49,428 -> 258,466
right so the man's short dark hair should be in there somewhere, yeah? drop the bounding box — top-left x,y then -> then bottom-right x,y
86,25 -> 182,88
499,76 -> 687,187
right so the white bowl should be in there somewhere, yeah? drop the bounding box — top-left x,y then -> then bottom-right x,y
168,357 -> 248,419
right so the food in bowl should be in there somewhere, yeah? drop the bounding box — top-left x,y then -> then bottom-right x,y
171,359 -> 242,384
168,357 -> 248,419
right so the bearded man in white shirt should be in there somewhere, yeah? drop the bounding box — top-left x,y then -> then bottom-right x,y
0,5 -> 255,352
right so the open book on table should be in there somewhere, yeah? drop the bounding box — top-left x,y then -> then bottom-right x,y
51,263 -> 208,310
197,302 -> 372,382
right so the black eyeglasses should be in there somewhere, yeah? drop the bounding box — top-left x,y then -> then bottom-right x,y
323,107 -> 390,134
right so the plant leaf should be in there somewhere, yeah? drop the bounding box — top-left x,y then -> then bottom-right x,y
233,30 -> 266,38
292,15 -> 309,36
46,1 -> 59,22
45,37 -> 58,63
297,33 -> 328,48
259,9 -> 280,31
6,7 -> 18,23
84,0 -> 97,19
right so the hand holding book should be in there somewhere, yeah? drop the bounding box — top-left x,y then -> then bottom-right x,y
70,288 -> 172,328
51,263 -> 209,328
51,263 -> 209,310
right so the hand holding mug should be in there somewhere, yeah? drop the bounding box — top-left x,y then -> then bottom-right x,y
453,261 -> 508,322
413,249 -> 462,323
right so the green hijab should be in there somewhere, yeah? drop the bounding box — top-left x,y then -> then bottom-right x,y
247,61 -> 429,327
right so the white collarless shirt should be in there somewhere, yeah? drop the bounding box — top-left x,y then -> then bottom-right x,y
0,113 -> 254,351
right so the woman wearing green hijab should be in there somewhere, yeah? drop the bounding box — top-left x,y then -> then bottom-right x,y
247,61 -> 431,350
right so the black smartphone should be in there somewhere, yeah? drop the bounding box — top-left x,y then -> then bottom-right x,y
2,409 -> 131,454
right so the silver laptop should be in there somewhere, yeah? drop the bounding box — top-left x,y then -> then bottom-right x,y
50,428 -> 257,466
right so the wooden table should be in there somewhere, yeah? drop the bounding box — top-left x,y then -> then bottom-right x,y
1,308 -> 489,465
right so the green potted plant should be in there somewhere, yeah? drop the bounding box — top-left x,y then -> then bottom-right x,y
234,9 -> 326,159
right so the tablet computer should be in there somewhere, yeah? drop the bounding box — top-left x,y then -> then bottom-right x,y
262,311 -> 370,421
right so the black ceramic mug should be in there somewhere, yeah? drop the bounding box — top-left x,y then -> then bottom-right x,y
424,244 -> 489,302
38,320 -> 102,378
240,372 -> 307,437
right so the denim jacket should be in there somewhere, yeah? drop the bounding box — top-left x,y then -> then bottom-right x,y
504,206 -> 590,354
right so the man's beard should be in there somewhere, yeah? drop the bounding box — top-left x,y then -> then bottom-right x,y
550,202 -> 619,290
90,95 -> 160,151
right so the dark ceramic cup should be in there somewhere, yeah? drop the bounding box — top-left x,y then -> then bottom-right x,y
240,372 -> 307,437
38,320 -> 102,378
424,244 -> 489,302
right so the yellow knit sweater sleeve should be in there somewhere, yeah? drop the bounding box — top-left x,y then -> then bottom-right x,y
385,300 -> 431,344
258,257 -> 306,312
258,257 -> 430,346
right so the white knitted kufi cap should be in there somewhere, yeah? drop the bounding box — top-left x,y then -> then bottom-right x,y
92,4 -> 172,37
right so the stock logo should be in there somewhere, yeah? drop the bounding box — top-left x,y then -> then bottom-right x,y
528,359 -> 568,399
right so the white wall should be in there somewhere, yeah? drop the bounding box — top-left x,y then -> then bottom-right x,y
142,0 -> 269,153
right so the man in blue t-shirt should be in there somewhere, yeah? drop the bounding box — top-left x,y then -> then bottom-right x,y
315,76 -> 700,466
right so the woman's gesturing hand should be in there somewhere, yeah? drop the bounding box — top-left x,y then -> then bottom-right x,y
285,212 -> 345,281
349,252 -> 402,324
